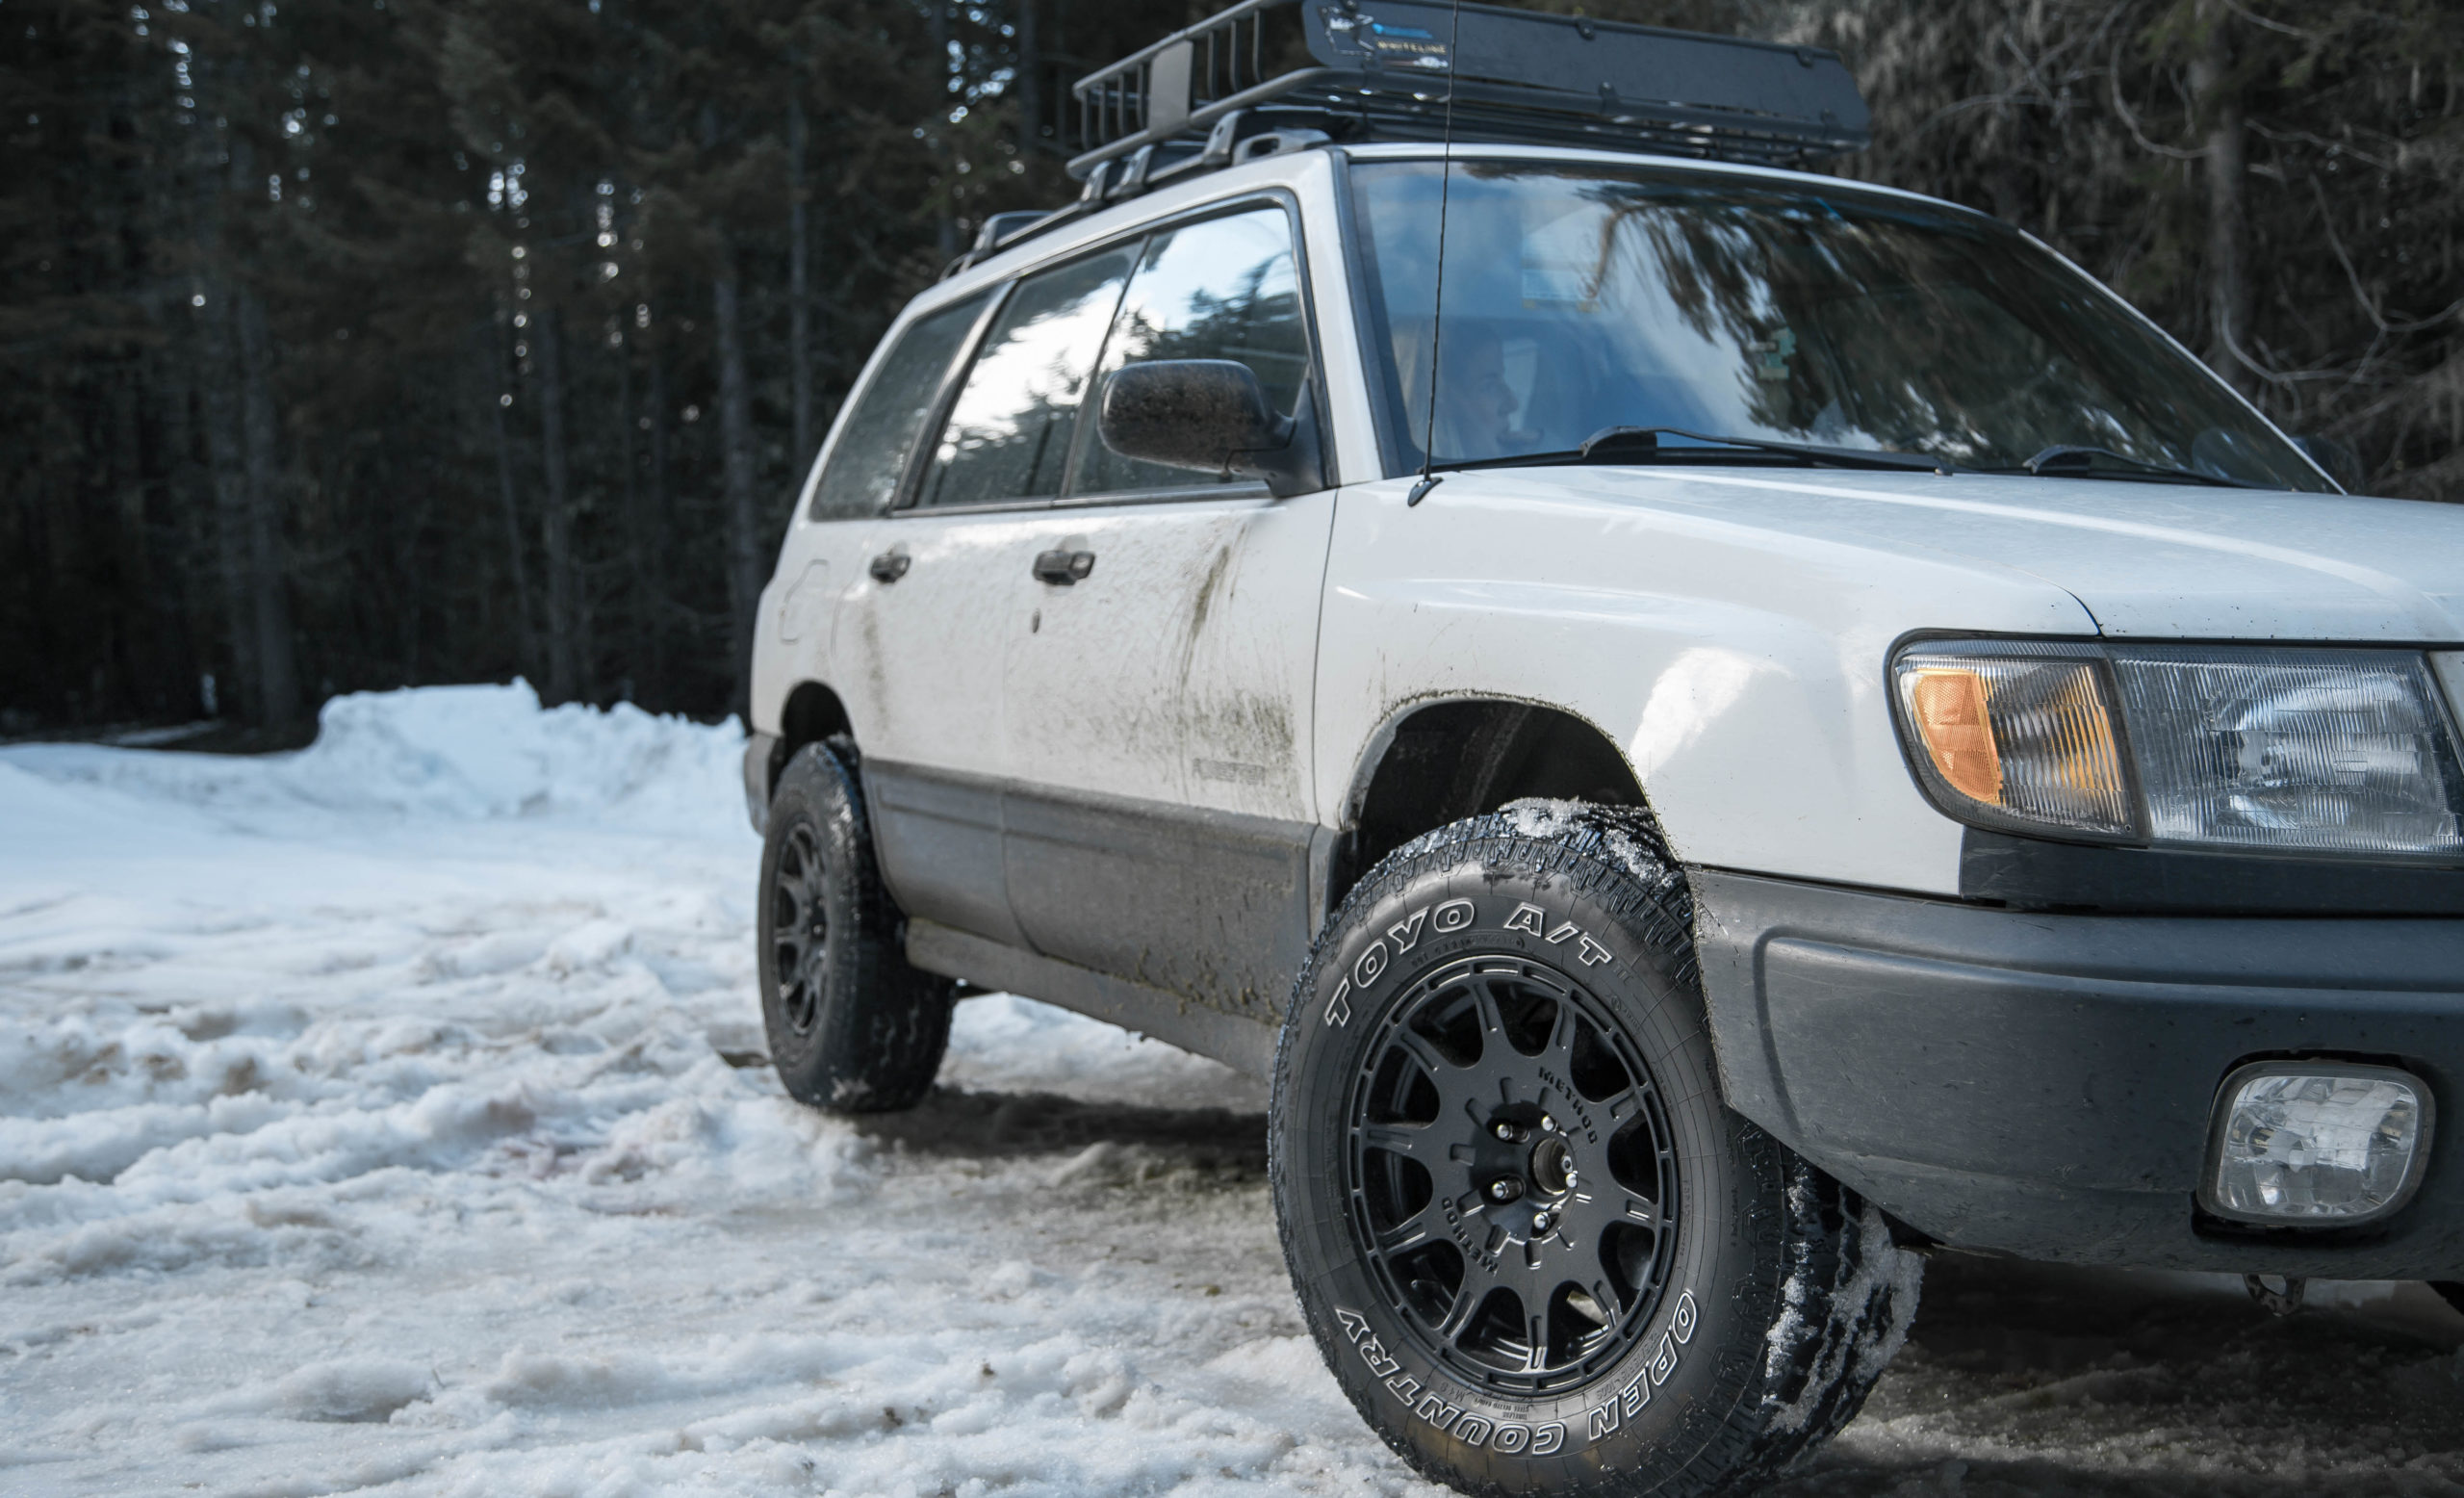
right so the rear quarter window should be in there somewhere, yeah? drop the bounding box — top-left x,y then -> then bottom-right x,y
807,293 -> 988,521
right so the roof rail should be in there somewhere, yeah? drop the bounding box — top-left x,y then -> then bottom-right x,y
1066,0 -> 1868,185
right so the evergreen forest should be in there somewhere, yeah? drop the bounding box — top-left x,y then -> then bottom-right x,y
6,0 -> 2460,736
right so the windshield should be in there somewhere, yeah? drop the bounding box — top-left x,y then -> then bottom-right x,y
1350,159 -> 2331,490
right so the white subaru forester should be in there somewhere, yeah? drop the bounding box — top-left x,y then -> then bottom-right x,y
741,5 -> 2464,1493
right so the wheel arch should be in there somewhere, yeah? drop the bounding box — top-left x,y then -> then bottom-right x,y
757,681 -> 856,814
1332,695 -> 1663,909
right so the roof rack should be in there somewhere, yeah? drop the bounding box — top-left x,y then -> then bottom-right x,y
939,0 -> 1869,277
1068,0 -> 1867,188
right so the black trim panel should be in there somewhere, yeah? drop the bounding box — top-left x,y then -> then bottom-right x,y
907,920 -> 1277,1077
864,761 -> 1025,948
1962,828 -> 2464,916
742,733 -> 782,835
865,759 -> 1323,1030
1692,867 -> 2464,1278
1003,779 -> 1317,1026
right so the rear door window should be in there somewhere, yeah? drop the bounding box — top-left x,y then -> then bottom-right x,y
915,246 -> 1137,508
808,293 -> 988,520
1071,205 -> 1308,497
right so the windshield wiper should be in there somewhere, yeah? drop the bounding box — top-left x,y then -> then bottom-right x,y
1993,444 -> 2255,489
1445,426 -> 1953,476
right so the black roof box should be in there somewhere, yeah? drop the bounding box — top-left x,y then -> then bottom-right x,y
1068,0 -> 1869,184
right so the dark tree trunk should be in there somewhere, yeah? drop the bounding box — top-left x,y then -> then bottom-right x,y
930,2 -> 957,260
644,339 -> 672,701
198,290 -> 256,720
534,305 -> 581,703
2193,5 -> 2253,396
1018,0 -> 1041,153
788,90 -> 815,473
234,285 -> 301,725
152,354 -> 217,715
616,334 -> 649,703
711,253 -> 762,710
485,322 -> 538,678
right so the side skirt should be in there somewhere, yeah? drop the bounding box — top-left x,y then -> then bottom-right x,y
906,919 -> 1279,1078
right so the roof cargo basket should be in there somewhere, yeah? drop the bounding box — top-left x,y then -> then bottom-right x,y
1067,0 -> 1869,186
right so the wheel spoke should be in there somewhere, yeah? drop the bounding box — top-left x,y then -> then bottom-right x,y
1360,1122 -> 1434,1164
1392,1026 -> 1455,1088
1564,1183 -> 1661,1241
1598,1083 -> 1653,1125
1523,1303 -> 1553,1373
1588,1276 -> 1629,1321
1373,1200 -> 1443,1253
1432,1246 -> 1508,1347
1544,994 -> 1579,1061
1465,975 -> 1508,1043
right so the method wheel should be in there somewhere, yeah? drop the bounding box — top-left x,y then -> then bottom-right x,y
757,738 -> 953,1113
1270,803 -> 1921,1496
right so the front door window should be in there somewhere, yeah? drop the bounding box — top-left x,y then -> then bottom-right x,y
917,248 -> 1136,508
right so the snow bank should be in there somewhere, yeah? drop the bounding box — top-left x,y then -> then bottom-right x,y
0,680 -> 744,837
284,682 -> 744,827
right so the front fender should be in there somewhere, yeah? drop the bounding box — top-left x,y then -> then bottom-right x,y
1314,477 -> 2095,895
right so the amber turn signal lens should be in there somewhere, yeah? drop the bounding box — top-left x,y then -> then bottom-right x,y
1892,646 -> 2135,838
1908,668 -> 2000,802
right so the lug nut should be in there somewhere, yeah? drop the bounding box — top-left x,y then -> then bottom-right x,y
1494,1122 -> 1516,1141
1565,1168 -> 1579,1188
1540,1114 -> 1555,1133
1532,1211 -> 1553,1232
1488,1178 -> 1522,1202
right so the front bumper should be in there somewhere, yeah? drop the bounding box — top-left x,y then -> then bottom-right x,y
1693,869 -> 2464,1278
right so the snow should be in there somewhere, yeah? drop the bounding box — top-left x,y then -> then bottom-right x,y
4,684 -> 2461,1496
1761,1191 -> 1926,1440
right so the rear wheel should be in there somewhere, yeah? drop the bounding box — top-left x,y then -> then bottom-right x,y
1271,803 -> 1920,1496
757,738 -> 952,1113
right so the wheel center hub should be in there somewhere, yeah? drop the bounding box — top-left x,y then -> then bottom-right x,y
1474,1105 -> 1577,1240
1529,1135 -> 1574,1196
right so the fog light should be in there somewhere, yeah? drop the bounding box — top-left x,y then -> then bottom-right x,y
2203,1063 -> 2432,1226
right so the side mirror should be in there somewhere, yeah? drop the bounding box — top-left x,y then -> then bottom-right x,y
2293,433 -> 2365,492
1096,359 -> 1323,498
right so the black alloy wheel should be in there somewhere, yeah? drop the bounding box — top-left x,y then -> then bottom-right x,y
1351,955 -> 1678,1393
769,820 -> 831,1037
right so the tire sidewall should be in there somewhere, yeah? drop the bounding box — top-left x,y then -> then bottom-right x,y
757,744 -> 864,1089
1275,844 -> 1778,1493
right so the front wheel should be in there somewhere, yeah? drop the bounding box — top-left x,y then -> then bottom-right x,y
1270,803 -> 1920,1496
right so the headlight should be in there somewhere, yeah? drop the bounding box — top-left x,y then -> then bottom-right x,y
1893,640 -> 2464,858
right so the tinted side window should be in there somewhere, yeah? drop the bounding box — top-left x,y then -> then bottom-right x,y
917,247 -> 1136,507
1074,206 -> 1308,496
808,294 -> 988,520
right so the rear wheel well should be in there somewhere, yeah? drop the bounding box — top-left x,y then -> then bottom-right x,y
773,682 -> 855,790
1339,701 -> 1652,905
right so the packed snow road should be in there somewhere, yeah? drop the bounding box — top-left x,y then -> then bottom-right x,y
3,685 -> 2459,1497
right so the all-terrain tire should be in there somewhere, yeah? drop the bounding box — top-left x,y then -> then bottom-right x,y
757,738 -> 952,1113
1270,802 -> 1921,1497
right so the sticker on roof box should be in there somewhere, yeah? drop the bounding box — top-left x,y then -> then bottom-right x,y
1337,10 -> 1450,69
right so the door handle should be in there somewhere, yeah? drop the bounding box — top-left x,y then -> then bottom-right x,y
1032,549 -> 1095,585
868,549 -> 911,583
